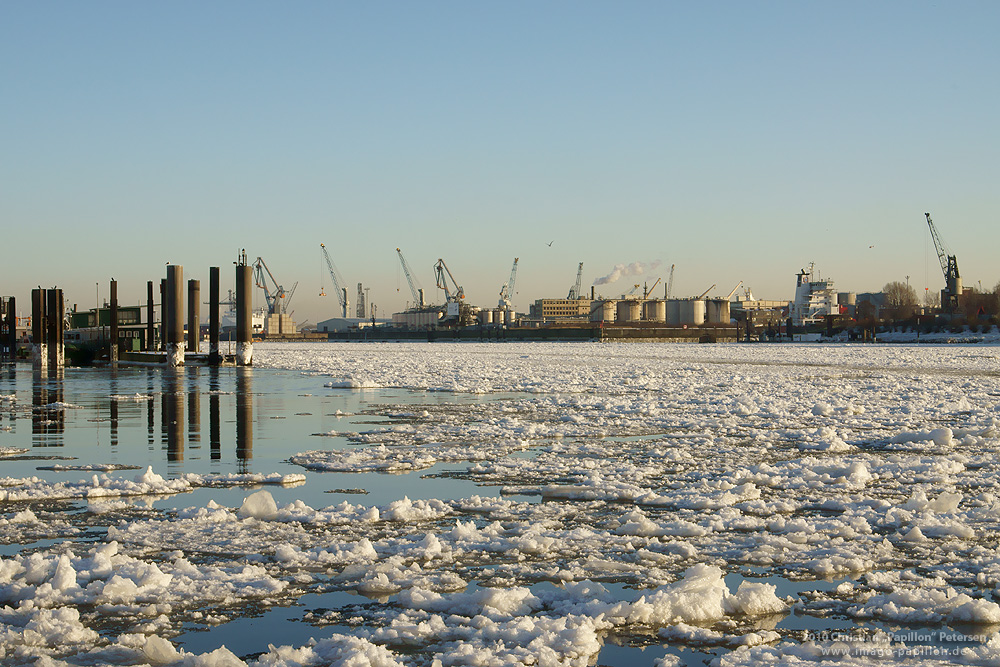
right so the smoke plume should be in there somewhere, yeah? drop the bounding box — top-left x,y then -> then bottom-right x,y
593,260 -> 661,286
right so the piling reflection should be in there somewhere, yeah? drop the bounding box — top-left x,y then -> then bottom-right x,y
188,368 -> 201,449
236,367 -> 253,465
31,367 -> 65,444
109,367 -> 119,448
209,367 -> 221,461
161,369 -> 184,461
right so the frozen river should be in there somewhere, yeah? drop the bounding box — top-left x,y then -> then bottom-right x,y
2,341 -> 1000,666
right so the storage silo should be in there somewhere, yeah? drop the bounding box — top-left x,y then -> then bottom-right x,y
617,300 -> 641,323
706,299 -> 731,324
480,309 -> 493,325
680,299 -> 706,325
590,300 -> 617,322
643,299 -> 666,322
666,299 -> 681,325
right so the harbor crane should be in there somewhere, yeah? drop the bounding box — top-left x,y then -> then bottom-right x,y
434,259 -> 465,303
697,284 -> 716,299
642,278 -> 662,300
252,257 -> 297,315
498,258 -> 519,310
567,262 -> 584,300
320,243 -> 349,318
924,213 -> 962,312
724,281 -> 744,300
665,264 -> 675,300
396,248 -> 426,308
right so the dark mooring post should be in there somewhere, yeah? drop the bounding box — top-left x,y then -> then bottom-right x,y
46,288 -> 64,368
209,266 -> 221,365
159,279 -> 167,351
110,279 -> 119,363
31,289 -> 47,369
146,281 -> 154,352
235,252 -> 253,366
187,279 -> 200,353
166,265 -> 185,366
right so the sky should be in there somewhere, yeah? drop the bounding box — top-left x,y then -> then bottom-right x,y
3,1 -> 998,324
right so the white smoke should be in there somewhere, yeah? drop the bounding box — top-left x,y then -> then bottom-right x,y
593,260 -> 661,286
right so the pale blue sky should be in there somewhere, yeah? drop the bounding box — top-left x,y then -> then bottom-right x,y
3,1 -> 997,323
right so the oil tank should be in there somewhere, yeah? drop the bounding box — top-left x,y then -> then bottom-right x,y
590,300 -> 616,322
643,299 -> 666,322
617,300 -> 641,323
480,309 -> 493,324
838,292 -> 856,307
493,308 -> 505,324
666,299 -> 681,325
706,299 -> 731,324
680,299 -> 706,325
504,309 -> 514,325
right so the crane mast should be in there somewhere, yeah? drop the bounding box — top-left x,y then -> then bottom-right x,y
924,213 -> 962,312
567,262 -> 584,300
320,243 -> 349,318
396,248 -> 425,307
434,259 -> 465,303
665,264 -> 675,300
498,258 -> 519,310
252,257 -> 297,315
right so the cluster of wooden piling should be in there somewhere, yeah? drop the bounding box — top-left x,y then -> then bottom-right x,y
17,254 -> 256,368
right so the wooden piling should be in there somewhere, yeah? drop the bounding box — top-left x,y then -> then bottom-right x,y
235,253 -> 253,366
46,288 -> 63,368
31,289 -> 47,369
187,279 -> 200,353
166,265 -> 184,366
110,280 -> 119,363
209,267 -> 220,365
146,281 -> 154,352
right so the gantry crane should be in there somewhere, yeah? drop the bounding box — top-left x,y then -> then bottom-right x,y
924,213 -> 962,312
665,264 -> 675,300
434,259 -> 465,303
320,243 -> 349,318
252,257 -> 297,315
396,248 -> 426,308
498,258 -> 519,310
567,262 -> 584,300
696,284 -> 716,299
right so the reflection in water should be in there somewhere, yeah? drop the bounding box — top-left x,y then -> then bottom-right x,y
209,367 -> 221,461
32,367 -> 65,444
188,369 -> 201,449
109,367 -> 119,448
236,367 -> 253,466
161,369 -> 184,461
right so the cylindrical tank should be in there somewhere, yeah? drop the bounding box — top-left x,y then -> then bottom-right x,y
493,308 -> 504,324
480,309 -> 493,324
504,309 -> 514,325
667,299 -> 681,325
590,300 -> 616,322
643,299 -> 666,322
617,300 -> 641,323
680,299 -> 706,325
838,292 -> 856,307
706,299 -> 731,324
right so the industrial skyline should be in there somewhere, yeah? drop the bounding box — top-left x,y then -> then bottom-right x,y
3,2 -> 998,325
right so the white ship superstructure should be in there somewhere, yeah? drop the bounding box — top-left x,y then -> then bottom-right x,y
790,264 -> 838,326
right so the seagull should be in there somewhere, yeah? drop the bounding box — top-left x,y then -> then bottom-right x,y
547,240 -> 554,247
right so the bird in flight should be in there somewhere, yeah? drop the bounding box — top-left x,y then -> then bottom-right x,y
547,240 -> 554,247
